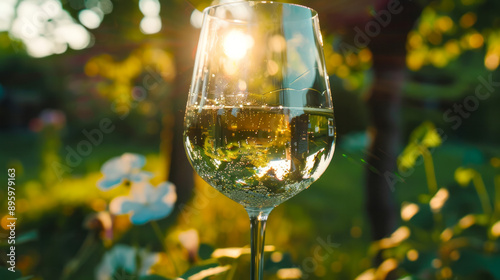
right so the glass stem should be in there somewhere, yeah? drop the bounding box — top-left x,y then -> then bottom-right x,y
246,208 -> 272,280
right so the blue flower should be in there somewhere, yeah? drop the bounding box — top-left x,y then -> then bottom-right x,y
97,153 -> 152,190
95,244 -> 159,280
110,181 -> 177,225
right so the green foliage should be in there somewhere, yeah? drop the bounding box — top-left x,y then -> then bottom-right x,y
15,230 -> 38,245
1,1 -> 499,279
198,244 -> 215,260
0,268 -> 22,280
179,263 -> 228,279
358,121 -> 500,280
139,275 -> 171,280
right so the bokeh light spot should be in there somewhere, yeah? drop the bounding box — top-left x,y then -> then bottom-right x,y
468,33 -> 484,49
441,267 -> 453,278
1,215 -> 12,230
430,188 -> 449,212
190,9 -> 203,29
459,214 -> 475,229
401,202 -> 419,221
223,30 -> 254,60
391,226 -> 410,243
56,24 -> 91,50
437,16 -> 453,32
267,60 -> 279,75
269,35 -> 286,53
491,221 -> 500,237
271,251 -> 283,263
345,53 -> 358,67
406,50 -> 426,71
485,54 -> 499,71
79,9 -> 102,29
336,65 -> 349,78
328,53 -> 343,69
358,49 -> 372,63
440,228 -> 453,242
0,1 -> 15,31
277,268 -> 302,279
450,250 -> 460,261
460,12 -> 476,28
350,226 -> 362,238
429,49 -> 448,68
377,259 -> 398,278
99,0 -> 114,14
432,258 -> 442,269
407,249 -> 419,261
428,31 -> 442,45
408,32 -> 423,49
26,36 -> 54,57
444,40 -> 461,56
139,0 -> 161,17
140,16 -> 162,34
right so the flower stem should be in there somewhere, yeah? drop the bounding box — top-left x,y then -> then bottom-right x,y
420,146 -> 438,195
151,221 -> 180,276
61,233 -> 96,280
494,175 -> 500,217
472,174 -> 492,217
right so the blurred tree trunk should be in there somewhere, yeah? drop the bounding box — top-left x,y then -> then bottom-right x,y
166,5 -> 198,205
365,0 -> 423,253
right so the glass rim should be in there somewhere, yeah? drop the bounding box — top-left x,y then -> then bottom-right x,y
202,1 -> 319,23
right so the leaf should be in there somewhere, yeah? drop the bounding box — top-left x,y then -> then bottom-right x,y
180,263 -> 231,280
16,230 -> 38,245
397,276 -> 419,280
198,243 -> 215,260
484,253 -> 500,279
0,267 -> 23,280
180,263 -> 217,278
1,231 -> 38,248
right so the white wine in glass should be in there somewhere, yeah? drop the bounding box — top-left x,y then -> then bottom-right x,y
184,2 -> 335,279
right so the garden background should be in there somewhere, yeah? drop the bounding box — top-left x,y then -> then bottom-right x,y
0,0 -> 500,279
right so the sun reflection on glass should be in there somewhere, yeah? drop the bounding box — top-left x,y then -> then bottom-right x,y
223,30 -> 254,60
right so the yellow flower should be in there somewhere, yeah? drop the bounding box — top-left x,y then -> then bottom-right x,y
409,121 -> 442,149
398,143 -> 420,171
454,167 -> 476,187
398,122 -> 442,171
421,127 -> 442,148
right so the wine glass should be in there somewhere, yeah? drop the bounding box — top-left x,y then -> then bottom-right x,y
183,1 -> 335,279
